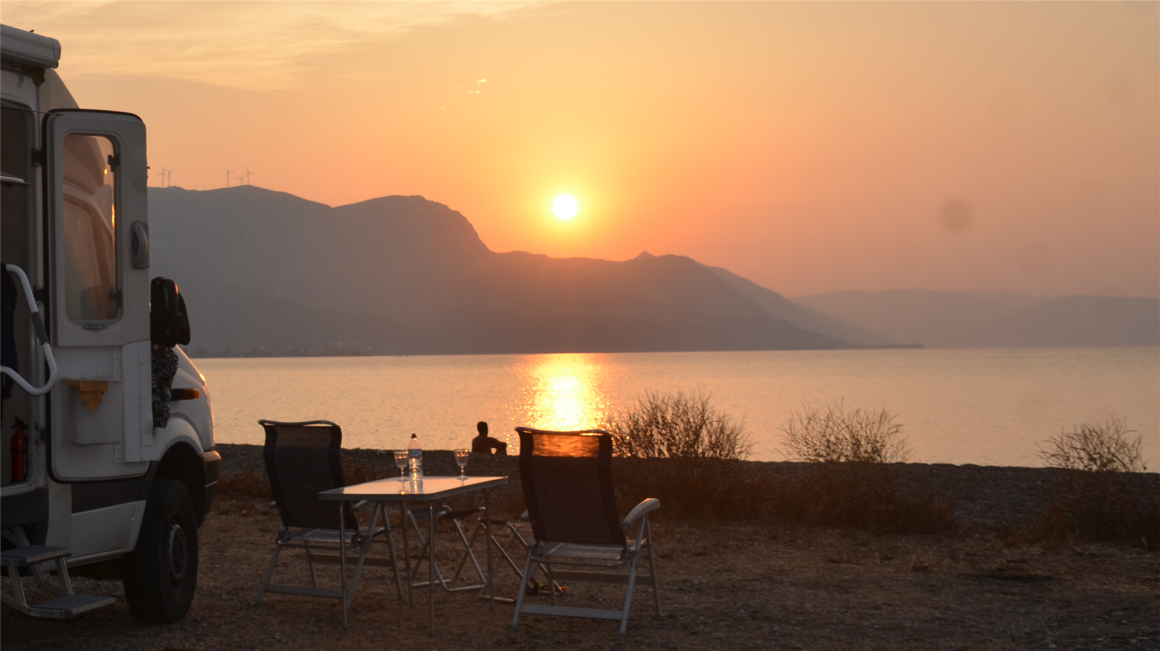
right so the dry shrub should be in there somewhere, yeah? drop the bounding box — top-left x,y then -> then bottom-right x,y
603,391 -> 751,460
781,402 -> 910,464
1032,470 -> 1159,549
613,457 -> 760,522
1033,419 -> 1157,548
342,460 -> 380,486
612,458 -> 956,534
215,460 -> 382,503
769,463 -> 956,535
215,467 -> 271,501
1038,418 -> 1147,473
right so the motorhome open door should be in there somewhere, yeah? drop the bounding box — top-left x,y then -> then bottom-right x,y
44,110 -> 152,481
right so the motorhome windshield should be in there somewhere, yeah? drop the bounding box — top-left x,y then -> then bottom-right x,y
62,134 -> 119,322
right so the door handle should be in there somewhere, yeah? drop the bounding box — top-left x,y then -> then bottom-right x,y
130,221 -> 150,269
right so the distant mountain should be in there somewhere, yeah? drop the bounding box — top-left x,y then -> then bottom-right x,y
696,261 -> 901,347
149,187 -> 860,356
791,289 -> 1160,348
970,296 -> 1160,348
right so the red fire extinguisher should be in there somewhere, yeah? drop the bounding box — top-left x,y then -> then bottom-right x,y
11,417 -> 28,483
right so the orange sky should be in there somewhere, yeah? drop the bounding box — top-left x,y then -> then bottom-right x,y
6,1 -> 1157,298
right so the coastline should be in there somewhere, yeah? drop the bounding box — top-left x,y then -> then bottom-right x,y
216,443 -> 1160,534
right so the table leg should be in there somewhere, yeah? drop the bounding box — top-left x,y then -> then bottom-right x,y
428,502 -> 436,636
400,503 -> 413,608
485,488 -> 495,609
339,502 -> 348,629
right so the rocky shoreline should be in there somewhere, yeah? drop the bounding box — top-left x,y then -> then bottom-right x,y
217,443 -> 1159,533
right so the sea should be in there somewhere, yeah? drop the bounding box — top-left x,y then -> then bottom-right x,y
193,347 -> 1159,469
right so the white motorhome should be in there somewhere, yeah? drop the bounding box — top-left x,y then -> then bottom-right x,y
1,24 -> 218,623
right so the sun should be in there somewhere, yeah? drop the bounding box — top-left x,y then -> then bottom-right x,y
551,194 -> 579,220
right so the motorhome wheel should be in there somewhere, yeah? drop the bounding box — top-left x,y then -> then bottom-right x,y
123,479 -> 200,623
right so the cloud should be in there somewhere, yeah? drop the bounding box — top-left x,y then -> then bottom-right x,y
477,78 -> 487,83
2,1 -> 544,90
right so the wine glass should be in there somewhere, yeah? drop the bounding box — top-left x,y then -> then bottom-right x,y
393,450 -> 409,481
454,449 -> 470,480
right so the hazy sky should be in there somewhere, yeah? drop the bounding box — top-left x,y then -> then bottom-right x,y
6,1 -> 1157,298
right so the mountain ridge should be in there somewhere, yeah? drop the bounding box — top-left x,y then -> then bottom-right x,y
149,186 -> 1155,356
149,186 -> 859,356
792,289 -> 1159,348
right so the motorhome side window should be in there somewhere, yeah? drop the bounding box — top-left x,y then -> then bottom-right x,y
62,134 -> 120,323
1,105 -> 32,269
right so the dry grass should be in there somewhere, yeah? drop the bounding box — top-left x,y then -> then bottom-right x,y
221,454 -> 956,536
781,402 -> 911,464
1038,417 -> 1147,473
602,391 -> 751,460
215,467 -> 271,501
214,460 -> 381,503
1030,419 -> 1158,549
1031,470 -> 1160,549
612,457 -> 957,534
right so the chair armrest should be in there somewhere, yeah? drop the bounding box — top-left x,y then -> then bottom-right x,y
621,498 -> 660,526
353,500 -> 369,510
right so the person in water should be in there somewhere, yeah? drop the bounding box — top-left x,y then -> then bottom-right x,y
472,421 -> 507,455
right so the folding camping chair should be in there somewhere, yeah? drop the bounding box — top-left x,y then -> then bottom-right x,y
256,420 -> 403,627
404,504 -> 488,595
511,427 -> 662,635
471,511 -> 560,602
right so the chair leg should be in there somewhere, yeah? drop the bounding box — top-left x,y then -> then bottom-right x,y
619,552 -> 642,635
344,504 -> 384,615
547,564 -> 558,606
646,520 -> 662,615
407,510 -> 484,592
468,520 -> 527,602
450,521 -> 473,581
473,520 -> 524,578
343,535 -> 370,614
407,514 -> 448,590
481,521 -> 559,594
304,540 -> 320,588
448,518 -> 486,586
510,546 -> 537,631
256,538 -> 285,605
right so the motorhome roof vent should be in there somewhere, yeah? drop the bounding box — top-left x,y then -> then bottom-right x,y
0,24 -> 62,69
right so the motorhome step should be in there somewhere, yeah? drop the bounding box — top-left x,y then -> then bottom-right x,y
27,594 -> 116,620
0,546 -> 71,568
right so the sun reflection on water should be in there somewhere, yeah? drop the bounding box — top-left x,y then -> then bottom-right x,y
516,353 -> 616,433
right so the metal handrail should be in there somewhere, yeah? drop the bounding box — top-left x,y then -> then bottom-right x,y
1,263 -> 59,396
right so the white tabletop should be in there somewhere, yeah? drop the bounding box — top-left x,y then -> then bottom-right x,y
318,475 -> 507,502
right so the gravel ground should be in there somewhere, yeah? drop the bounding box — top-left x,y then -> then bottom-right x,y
2,446 -> 1158,650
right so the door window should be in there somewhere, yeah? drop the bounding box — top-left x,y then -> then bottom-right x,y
61,134 -> 119,323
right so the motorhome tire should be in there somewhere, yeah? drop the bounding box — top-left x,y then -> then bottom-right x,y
123,479 -> 199,623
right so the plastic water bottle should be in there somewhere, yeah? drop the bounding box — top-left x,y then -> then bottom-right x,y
408,433 -> 423,478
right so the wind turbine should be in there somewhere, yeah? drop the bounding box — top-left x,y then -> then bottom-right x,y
163,167 -> 175,188
243,166 -> 256,186
223,166 -> 233,188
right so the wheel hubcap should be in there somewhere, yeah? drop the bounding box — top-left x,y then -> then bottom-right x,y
168,520 -> 187,585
